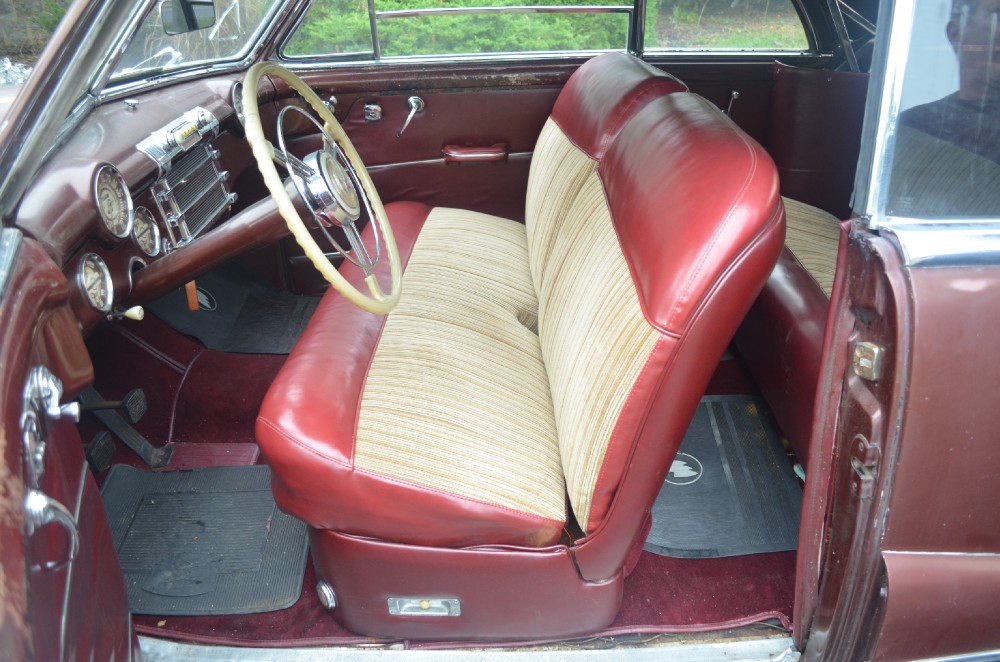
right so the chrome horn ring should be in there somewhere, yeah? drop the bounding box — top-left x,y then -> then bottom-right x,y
274,105 -> 381,275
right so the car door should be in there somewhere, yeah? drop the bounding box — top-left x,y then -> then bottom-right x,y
0,228 -> 133,660
796,0 -> 1000,658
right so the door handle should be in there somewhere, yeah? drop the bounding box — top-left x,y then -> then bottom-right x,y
25,489 -> 79,572
442,143 -> 510,165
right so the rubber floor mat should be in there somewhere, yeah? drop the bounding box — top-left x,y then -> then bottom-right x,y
645,395 -> 802,558
146,263 -> 320,354
101,465 -> 309,615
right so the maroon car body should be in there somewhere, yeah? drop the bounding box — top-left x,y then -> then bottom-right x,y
1,0 -> 998,660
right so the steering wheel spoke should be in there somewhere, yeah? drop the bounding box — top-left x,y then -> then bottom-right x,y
270,142 -> 315,180
342,221 -> 376,274
242,62 -> 401,314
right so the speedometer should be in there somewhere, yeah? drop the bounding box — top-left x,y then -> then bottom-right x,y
94,165 -> 134,240
77,253 -> 114,313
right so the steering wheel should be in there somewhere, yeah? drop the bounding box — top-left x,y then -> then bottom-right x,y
242,62 -> 401,314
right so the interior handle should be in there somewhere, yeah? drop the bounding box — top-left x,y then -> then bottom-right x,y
442,143 -> 510,165
396,96 -> 425,138
25,489 -> 80,572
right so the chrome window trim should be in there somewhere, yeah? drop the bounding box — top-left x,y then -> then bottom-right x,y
852,0 -> 917,229
102,0 -> 294,90
278,0 -> 815,63
375,5 -> 634,19
278,48 -> 815,70
880,223 -> 1000,267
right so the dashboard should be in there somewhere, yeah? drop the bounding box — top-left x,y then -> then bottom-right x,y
14,75 -> 285,332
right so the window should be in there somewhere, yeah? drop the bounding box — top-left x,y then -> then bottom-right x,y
644,0 -> 809,52
876,0 -> 1000,220
283,0 -> 809,60
285,0 -> 631,59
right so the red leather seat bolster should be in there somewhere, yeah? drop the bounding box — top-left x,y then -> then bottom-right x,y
601,93 -> 784,336
551,52 -> 687,159
582,92 -> 786,538
256,201 -> 564,548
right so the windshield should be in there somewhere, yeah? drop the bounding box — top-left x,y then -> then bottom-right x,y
110,0 -> 282,82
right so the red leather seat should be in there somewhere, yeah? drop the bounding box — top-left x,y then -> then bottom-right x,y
256,53 -> 784,640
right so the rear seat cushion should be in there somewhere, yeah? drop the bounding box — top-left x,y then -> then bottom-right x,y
782,196 -> 840,296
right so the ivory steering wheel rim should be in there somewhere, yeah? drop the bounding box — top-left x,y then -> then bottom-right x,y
242,62 -> 401,315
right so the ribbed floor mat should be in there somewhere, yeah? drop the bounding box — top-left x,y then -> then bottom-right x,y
101,465 -> 309,615
645,395 -> 802,558
146,263 -> 320,354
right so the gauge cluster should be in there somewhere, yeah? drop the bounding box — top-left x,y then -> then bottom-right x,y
72,161 -> 168,319
59,91 -> 251,329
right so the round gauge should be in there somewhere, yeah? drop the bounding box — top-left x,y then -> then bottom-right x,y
93,165 -> 134,240
132,207 -> 161,257
77,253 -> 114,313
232,81 -> 245,127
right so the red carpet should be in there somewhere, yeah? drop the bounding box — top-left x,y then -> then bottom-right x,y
92,319 -> 795,649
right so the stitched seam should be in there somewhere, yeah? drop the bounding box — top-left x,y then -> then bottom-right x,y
258,417 -> 563,525
350,206 -> 431,463
585,331 -> 666,531
257,417 -> 354,469
667,120 -> 759,330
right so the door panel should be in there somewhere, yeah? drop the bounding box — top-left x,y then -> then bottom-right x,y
270,58 -> 802,292
0,231 -> 132,660
797,223 -> 910,659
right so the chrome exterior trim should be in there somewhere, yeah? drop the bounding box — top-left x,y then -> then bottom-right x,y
0,228 -> 22,303
854,0 -> 917,227
880,223 -> 1000,267
139,635 -> 799,660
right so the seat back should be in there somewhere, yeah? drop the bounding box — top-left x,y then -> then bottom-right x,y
527,70 -> 786,540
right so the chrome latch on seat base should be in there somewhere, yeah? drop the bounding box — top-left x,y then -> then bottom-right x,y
387,597 -> 461,617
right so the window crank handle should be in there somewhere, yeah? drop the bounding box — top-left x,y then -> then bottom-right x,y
397,96 -> 425,138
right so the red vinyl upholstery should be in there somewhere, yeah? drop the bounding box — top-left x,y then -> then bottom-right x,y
256,53 -> 785,639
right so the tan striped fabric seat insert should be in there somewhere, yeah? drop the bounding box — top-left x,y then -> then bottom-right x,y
355,208 -> 565,524
782,196 -> 841,297
528,121 -> 661,532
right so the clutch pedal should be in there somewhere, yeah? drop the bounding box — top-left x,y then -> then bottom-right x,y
79,387 -> 172,468
84,431 -> 116,473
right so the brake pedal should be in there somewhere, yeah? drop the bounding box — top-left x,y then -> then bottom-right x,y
121,388 -> 148,425
84,431 -> 116,473
79,387 -> 172,468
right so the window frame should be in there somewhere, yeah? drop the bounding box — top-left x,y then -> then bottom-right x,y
277,0 -> 823,65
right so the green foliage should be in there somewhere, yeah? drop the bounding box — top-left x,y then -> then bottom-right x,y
36,0 -> 69,33
285,0 -> 629,57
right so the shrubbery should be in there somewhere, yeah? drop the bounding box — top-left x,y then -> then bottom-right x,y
286,0 -> 628,57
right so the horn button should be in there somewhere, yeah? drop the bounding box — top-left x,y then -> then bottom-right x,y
303,149 -> 361,227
